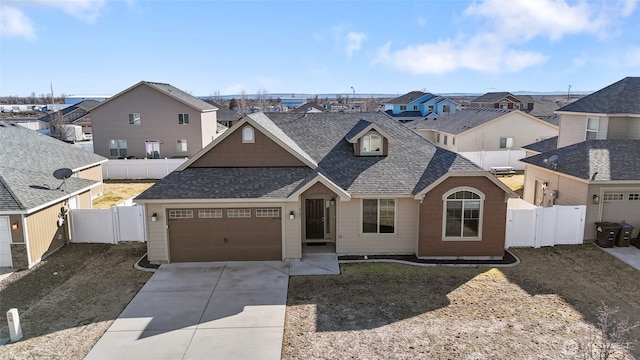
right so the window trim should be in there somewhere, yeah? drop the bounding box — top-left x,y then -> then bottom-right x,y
441,187 -> 484,241
242,126 -> 255,143
227,209 -> 251,218
128,113 -> 141,125
108,139 -> 127,158
178,113 -> 190,125
361,198 -> 397,235
399,105 -> 407,111
176,139 -> 187,152
360,132 -> 383,155
586,117 -> 599,140
499,137 -> 514,149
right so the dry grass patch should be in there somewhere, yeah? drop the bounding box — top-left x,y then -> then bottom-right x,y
283,245 -> 640,359
0,243 -> 152,360
498,174 -> 524,197
93,180 -> 155,208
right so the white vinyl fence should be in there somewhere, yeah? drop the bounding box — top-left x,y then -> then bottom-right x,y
102,158 -> 188,180
505,198 -> 586,248
70,204 -> 146,244
459,150 -> 526,171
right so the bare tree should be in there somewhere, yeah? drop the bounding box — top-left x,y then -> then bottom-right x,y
256,88 -> 268,112
211,90 -> 222,102
475,130 -> 487,168
48,110 -> 69,141
238,90 -> 249,116
578,302 -> 638,359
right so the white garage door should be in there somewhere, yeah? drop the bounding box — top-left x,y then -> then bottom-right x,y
0,217 -> 13,267
601,191 -> 640,238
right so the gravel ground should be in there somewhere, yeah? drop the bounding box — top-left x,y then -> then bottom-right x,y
0,242 -> 151,360
283,245 -> 640,359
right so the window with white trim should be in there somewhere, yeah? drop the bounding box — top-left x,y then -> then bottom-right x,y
444,135 -> 448,145
198,209 -> 222,218
444,189 -> 483,239
361,133 -> 382,154
227,209 -> 251,218
436,133 -> 440,143
586,117 -> 599,140
169,210 -> 193,219
242,126 -> 254,143
176,139 -> 187,152
499,137 -> 514,149
362,199 -> 395,234
129,113 -> 141,125
178,113 -> 190,125
108,139 -> 127,158
256,209 -> 280,218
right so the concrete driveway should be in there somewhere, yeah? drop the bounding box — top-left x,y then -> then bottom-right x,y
84,261 -> 290,360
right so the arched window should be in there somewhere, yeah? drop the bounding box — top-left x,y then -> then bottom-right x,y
443,188 -> 484,239
242,126 -> 254,143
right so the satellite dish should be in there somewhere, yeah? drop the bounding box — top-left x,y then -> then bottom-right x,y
53,168 -> 73,180
53,168 -> 73,191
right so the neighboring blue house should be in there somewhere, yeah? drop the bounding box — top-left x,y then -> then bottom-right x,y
384,91 -> 457,122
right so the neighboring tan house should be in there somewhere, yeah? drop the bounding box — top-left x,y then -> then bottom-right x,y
90,81 -> 220,159
39,100 -> 100,135
520,77 -> 640,241
470,92 -> 535,112
384,91 -> 457,122
413,108 -> 559,170
135,112 -> 516,264
0,122 -> 107,269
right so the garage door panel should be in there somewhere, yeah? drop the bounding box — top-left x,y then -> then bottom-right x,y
168,208 -> 282,262
602,191 -> 640,238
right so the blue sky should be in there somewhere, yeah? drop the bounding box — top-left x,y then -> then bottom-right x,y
1,0 -> 639,97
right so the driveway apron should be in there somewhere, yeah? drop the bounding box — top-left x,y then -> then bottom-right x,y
84,261 -> 289,360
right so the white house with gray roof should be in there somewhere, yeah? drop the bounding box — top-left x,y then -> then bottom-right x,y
135,111 -> 516,264
0,122 -> 107,269
520,77 -> 640,242
90,81 -> 221,160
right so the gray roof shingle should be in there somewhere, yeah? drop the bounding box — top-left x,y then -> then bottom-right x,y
557,77 -> 640,114
415,108 -> 512,134
138,112 -> 482,200
0,123 -> 106,211
521,136 -> 558,153
144,82 -> 217,111
520,140 -> 640,181
385,91 -> 432,105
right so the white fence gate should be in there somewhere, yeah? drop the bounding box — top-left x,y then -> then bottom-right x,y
505,199 -> 586,248
70,204 -> 146,244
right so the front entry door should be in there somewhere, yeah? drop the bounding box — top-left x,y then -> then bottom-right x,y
305,199 -> 325,240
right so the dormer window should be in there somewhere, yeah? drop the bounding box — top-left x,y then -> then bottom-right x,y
361,133 -> 382,154
242,126 -> 254,143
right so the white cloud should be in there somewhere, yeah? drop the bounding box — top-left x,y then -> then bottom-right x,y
0,5 -> 35,39
0,0 -> 107,39
345,31 -> 366,57
375,0 -> 635,75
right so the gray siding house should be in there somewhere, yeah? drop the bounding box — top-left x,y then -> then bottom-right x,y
90,81 -> 220,159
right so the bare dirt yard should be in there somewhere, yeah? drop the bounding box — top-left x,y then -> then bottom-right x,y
498,173 -> 524,197
284,245 -> 640,359
92,180 -> 155,208
0,243 -> 152,360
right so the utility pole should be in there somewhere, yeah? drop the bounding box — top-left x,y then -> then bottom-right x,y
567,85 -> 571,103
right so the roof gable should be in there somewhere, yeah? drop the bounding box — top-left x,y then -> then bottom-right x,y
345,119 -> 393,144
417,108 -> 556,135
556,77 -> 640,115
386,91 -> 434,105
89,81 -> 218,113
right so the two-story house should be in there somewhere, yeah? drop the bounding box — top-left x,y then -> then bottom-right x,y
414,108 -> 558,170
520,77 -> 640,241
384,91 -> 457,123
91,81 -> 220,159
135,112 -> 516,264
469,92 -> 535,112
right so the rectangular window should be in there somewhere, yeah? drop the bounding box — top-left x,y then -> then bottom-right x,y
169,210 -> 193,219
227,209 -> 251,218
198,209 -> 222,218
256,209 -> 280,218
436,133 -> 440,143
499,137 -> 514,149
452,137 -> 455,145
178,113 -> 189,125
586,117 -> 599,140
108,139 -> 127,158
428,105 -> 434,112
129,113 -> 140,125
629,193 -> 640,201
412,105 -> 418,110
361,133 -> 382,154
399,105 -> 407,111
444,135 -> 448,145
177,139 -> 187,152
603,193 -> 624,201
362,199 -> 395,234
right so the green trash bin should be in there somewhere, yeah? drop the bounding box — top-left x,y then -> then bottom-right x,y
616,222 -> 634,247
595,222 -> 620,248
